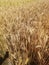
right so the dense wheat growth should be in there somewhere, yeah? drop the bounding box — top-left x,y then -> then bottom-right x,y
0,0 -> 49,65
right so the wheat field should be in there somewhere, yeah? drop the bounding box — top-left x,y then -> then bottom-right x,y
0,0 -> 49,65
